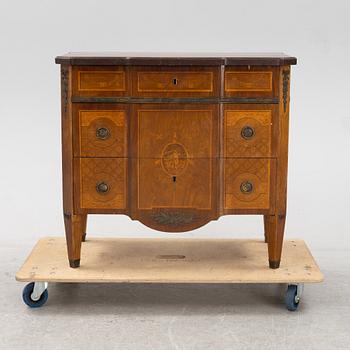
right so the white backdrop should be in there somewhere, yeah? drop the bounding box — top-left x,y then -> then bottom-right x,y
0,0 -> 349,251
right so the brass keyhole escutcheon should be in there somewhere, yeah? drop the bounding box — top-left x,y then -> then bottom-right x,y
96,181 -> 109,194
96,127 -> 110,140
241,126 -> 255,140
172,176 -> 177,183
240,181 -> 253,194
172,78 -> 178,85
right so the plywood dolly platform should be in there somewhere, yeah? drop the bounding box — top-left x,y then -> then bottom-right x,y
16,237 -> 324,311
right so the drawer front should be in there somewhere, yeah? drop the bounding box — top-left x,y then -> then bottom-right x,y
137,158 -> 214,210
135,106 -> 218,159
76,108 -> 127,157
72,66 -> 127,97
224,67 -> 277,98
132,67 -> 219,97
77,158 -> 126,210
224,158 -> 274,210
224,109 -> 272,157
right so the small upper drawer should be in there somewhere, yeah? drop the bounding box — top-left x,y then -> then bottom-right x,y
132,67 -> 219,97
224,67 -> 278,98
72,66 -> 127,97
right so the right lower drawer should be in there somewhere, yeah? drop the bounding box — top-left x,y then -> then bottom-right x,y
224,158 -> 275,210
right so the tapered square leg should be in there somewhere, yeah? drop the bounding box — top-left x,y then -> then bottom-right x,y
81,214 -> 88,242
263,215 -> 269,243
64,213 -> 84,268
265,214 -> 286,269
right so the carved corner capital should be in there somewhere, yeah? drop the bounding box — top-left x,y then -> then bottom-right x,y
282,69 -> 290,113
61,66 -> 69,114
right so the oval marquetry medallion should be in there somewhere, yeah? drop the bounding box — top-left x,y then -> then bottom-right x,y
161,143 -> 188,176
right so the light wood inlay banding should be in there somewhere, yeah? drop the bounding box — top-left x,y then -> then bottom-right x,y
78,71 -> 126,91
137,72 -> 213,93
225,71 -> 273,92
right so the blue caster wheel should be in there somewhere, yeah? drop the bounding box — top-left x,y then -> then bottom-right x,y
22,282 -> 48,308
285,284 -> 300,311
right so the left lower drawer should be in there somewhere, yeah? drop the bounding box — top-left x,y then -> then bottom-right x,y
75,158 -> 127,210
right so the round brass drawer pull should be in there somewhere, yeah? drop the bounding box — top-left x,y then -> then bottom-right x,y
96,181 -> 109,194
96,127 -> 110,140
241,126 -> 255,140
240,181 -> 253,194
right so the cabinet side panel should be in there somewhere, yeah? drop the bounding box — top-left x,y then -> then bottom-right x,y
275,66 -> 291,215
61,65 -> 74,215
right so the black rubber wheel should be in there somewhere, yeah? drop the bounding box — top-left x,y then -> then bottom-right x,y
22,282 -> 48,308
285,285 -> 300,311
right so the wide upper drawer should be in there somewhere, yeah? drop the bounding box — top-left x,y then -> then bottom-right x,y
72,66 -> 127,97
132,67 -> 220,97
224,67 -> 278,98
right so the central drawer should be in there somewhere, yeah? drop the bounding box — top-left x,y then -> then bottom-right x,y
131,104 -> 219,216
132,66 -> 220,97
129,104 -> 220,231
131,104 -> 219,212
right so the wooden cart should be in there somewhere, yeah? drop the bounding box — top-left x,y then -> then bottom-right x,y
16,237 -> 323,311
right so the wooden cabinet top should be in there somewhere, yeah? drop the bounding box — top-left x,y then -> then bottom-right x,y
55,52 -> 297,66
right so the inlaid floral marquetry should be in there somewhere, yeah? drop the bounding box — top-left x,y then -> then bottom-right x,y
161,142 -> 189,177
137,109 -> 214,159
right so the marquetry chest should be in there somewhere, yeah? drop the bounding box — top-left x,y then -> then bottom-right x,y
55,53 -> 297,269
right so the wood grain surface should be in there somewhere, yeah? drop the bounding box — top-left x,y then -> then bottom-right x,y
16,237 -> 323,283
56,52 -> 297,66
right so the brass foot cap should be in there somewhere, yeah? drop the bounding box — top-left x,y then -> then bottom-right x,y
269,260 -> 280,269
69,259 -> 80,268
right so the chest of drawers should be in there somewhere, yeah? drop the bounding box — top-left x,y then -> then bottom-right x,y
55,53 -> 297,269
